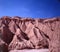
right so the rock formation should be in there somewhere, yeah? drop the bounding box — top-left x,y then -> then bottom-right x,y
0,38 -> 8,52
0,16 -> 60,52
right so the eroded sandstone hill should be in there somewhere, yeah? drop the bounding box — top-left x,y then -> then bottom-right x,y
0,16 -> 60,52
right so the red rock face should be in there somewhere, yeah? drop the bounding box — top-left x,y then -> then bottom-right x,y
0,16 -> 60,52
0,38 -> 8,52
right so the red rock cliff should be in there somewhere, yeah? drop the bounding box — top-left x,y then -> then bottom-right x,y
0,16 -> 60,52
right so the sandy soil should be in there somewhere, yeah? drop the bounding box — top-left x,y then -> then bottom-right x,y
10,49 -> 49,52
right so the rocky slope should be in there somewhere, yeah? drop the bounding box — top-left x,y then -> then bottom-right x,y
0,16 -> 60,52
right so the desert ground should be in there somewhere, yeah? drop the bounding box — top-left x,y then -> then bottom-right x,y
10,49 -> 49,52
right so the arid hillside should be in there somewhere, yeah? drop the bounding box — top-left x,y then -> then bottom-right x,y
0,16 -> 60,52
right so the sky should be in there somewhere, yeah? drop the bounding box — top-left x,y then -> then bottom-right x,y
0,0 -> 60,18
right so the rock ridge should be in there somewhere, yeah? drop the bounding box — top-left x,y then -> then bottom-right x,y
0,16 -> 60,52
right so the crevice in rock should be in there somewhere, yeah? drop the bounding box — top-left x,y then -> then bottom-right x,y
21,32 -> 29,40
17,35 -> 23,42
33,28 -> 38,38
30,41 -> 35,48
16,24 -> 29,40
